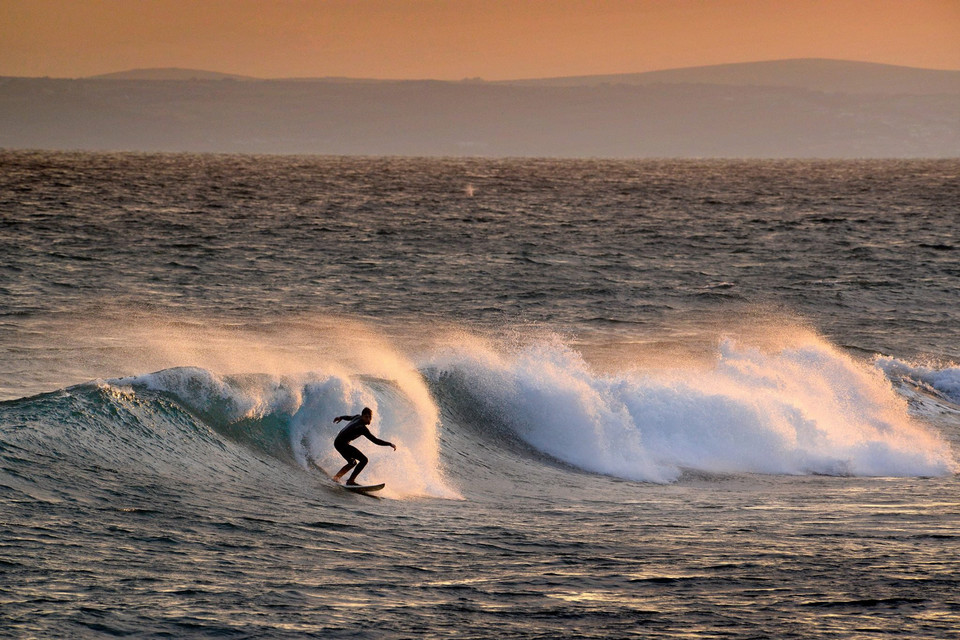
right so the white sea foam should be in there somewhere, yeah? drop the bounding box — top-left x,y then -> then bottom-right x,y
428,332 -> 957,483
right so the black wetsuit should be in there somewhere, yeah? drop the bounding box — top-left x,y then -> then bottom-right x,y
334,415 -> 392,467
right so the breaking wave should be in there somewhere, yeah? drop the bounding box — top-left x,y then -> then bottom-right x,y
1,324 -> 955,506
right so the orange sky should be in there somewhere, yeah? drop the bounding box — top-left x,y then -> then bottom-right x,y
2,0 -> 959,79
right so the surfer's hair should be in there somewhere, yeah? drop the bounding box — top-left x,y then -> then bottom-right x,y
361,407 -> 372,416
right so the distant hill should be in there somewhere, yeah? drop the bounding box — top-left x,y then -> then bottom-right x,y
89,67 -> 255,81
2,59 -> 957,158
87,59 -> 960,94
503,59 -> 960,95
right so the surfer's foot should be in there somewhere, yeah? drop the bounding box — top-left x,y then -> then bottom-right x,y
346,480 -> 359,486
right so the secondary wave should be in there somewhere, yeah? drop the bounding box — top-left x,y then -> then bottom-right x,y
874,356 -> 960,406
424,331 -> 958,483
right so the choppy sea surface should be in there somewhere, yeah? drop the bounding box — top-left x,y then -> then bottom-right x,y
2,151 -> 959,638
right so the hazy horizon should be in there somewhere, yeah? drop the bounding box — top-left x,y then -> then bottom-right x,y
3,58 -> 957,158
3,2 -> 958,159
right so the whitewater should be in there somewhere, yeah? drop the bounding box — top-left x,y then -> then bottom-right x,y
2,152 -> 959,638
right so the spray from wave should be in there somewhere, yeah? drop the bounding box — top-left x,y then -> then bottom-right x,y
425,329 -> 957,483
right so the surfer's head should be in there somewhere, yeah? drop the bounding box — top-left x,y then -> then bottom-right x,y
361,407 -> 372,423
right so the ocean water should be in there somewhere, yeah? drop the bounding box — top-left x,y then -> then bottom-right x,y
1,151 -> 959,638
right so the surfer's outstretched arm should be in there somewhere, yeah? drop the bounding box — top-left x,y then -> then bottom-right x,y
364,432 -> 396,450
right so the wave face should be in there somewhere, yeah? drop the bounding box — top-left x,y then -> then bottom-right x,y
426,332 -> 957,483
1,368 -> 458,506
111,365 -> 458,499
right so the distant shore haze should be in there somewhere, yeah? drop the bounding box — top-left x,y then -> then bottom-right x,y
1,59 -> 957,158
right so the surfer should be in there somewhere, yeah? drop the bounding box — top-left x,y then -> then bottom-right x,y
331,407 -> 396,485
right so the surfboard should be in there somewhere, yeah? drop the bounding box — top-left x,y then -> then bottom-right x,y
310,460 -> 384,494
341,482 -> 385,494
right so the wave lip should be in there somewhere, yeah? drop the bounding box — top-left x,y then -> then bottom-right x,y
427,333 -> 958,483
